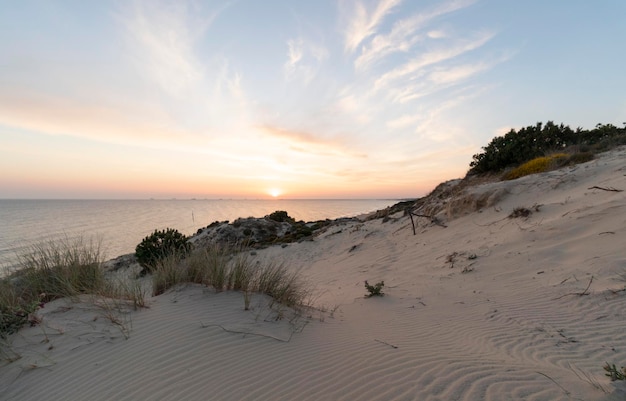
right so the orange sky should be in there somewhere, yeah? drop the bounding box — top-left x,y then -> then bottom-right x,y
1,1 -> 625,199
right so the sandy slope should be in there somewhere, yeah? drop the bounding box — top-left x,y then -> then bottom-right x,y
2,148 -> 626,401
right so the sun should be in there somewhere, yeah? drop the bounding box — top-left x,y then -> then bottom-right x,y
268,188 -> 282,198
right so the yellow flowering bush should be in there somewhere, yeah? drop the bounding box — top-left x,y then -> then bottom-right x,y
503,153 -> 569,180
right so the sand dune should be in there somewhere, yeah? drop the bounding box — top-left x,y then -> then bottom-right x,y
2,148 -> 626,400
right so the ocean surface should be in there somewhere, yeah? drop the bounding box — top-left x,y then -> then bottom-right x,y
0,199 -> 399,274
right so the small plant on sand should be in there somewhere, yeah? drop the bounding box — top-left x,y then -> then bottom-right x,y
509,204 -> 541,219
364,280 -> 385,297
604,362 -> 626,381
135,228 -> 191,274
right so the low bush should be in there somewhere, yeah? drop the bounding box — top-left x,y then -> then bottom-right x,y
469,121 -> 626,175
364,280 -> 385,297
267,210 -> 294,223
135,228 -> 191,273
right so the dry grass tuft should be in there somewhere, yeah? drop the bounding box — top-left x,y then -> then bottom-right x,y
1,236 -> 146,342
150,245 -> 311,310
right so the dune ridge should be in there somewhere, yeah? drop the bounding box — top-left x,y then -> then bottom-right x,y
2,147 -> 626,400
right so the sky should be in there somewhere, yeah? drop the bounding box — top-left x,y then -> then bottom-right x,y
1,0 -> 625,200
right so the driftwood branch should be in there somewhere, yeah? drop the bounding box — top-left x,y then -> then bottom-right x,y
588,186 -> 623,192
407,209 -> 416,235
406,210 -> 447,235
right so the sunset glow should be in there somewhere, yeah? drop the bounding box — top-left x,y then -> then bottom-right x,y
1,1 -> 624,199
268,189 -> 283,198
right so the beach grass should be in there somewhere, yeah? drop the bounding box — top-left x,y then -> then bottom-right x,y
0,236 -> 145,339
1,235 -> 310,341
151,245 -> 311,309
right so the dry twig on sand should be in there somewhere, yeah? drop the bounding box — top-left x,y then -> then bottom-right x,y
588,186 -> 623,192
553,276 -> 594,300
536,372 -> 571,396
374,339 -> 398,349
199,321 -> 307,343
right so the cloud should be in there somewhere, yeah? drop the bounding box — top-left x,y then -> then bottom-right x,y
386,114 -> 420,129
284,38 -> 329,85
355,0 -> 477,70
286,38 -> 305,71
117,0 -> 226,97
428,62 -> 490,85
373,30 -> 495,94
0,90 -> 207,151
341,0 -> 402,53
258,124 -> 366,158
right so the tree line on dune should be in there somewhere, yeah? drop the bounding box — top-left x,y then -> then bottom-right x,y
468,121 -> 626,175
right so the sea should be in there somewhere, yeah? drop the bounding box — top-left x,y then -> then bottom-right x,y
0,198 -> 400,275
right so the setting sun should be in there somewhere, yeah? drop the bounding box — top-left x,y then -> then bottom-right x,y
268,188 -> 282,198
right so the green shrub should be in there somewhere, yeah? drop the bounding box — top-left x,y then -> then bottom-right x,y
135,228 -> 191,273
364,280 -> 385,297
267,210 -> 294,223
469,121 -> 626,175
470,122 -> 577,174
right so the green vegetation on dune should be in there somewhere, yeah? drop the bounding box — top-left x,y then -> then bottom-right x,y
469,121 -> 626,176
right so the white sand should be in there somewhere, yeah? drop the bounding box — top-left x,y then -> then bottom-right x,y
2,148 -> 626,400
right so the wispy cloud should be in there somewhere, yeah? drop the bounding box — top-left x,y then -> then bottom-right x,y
118,0 -> 226,97
341,0 -> 402,53
0,90 -> 191,147
258,124 -> 366,158
372,30 -> 495,94
285,38 -> 305,71
284,38 -> 329,85
429,62 -> 490,85
354,0 -> 477,70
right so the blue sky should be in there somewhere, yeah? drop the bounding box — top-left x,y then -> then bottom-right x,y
1,0 -> 625,199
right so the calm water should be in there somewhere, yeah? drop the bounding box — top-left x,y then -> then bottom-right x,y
0,199 -> 398,273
